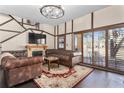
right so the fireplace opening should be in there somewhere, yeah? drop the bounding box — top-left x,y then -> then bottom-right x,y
32,51 -> 43,57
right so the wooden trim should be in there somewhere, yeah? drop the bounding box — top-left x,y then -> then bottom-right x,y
81,32 -> 83,64
30,29 -> 34,33
80,63 -> 124,75
91,13 -> 94,65
9,15 -> 27,30
91,13 -> 94,29
72,20 -> 74,50
57,29 -> 95,36
57,25 -> 59,49
58,22 -> 124,36
0,18 -> 13,26
105,30 -> 108,67
0,29 -> 21,33
64,22 -> 66,50
20,22 -> 36,27
38,23 -> 40,30
57,29 -> 92,35
1,29 -> 30,43
22,18 -> 23,26
65,22 -> 124,34
72,20 -> 74,33
26,45 -> 48,49
29,28 -> 54,36
35,23 -> 40,30
93,22 -> 124,31
54,26 -> 56,49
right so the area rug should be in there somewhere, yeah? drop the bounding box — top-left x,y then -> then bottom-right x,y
34,64 -> 93,88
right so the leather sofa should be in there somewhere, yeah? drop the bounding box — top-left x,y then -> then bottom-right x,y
2,50 -> 27,57
1,56 -> 43,87
46,49 -> 74,67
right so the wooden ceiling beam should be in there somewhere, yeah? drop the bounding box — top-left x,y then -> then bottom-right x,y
0,29 -> 21,33
0,29 -> 30,43
29,28 -> 55,36
0,18 -> 13,26
9,15 -> 27,30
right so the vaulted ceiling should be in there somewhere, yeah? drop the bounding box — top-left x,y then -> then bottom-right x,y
0,5 -> 108,25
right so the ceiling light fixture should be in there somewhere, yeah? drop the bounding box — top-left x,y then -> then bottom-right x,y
40,5 -> 64,19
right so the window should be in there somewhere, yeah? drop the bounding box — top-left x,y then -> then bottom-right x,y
58,35 -> 65,49
83,32 -> 92,64
108,27 -> 124,71
93,31 -> 105,66
74,33 -> 82,51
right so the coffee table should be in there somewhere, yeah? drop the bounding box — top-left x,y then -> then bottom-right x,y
44,56 -> 59,71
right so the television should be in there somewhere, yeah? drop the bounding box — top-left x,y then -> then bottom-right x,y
29,33 -> 46,44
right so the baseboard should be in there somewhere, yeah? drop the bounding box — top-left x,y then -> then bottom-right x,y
79,63 -> 124,75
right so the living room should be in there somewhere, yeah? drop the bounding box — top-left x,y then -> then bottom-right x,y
0,1 -> 124,91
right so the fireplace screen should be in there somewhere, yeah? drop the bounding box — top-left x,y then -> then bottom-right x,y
32,51 -> 43,57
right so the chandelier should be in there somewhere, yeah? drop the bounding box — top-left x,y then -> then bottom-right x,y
40,5 -> 64,19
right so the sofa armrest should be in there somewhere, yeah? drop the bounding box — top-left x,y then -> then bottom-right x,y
72,56 -> 82,66
4,56 -> 43,70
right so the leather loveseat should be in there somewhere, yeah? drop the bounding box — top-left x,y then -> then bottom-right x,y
1,56 -> 43,87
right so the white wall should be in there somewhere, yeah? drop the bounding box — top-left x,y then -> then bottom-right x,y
0,20 -> 25,31
0,31 -> 17,42
55,36 -> 57,49
40,24 -> 54,35
66,21 -> 72,33
46,33 -> 54,49
2,30 -> 30,51
73,14 -> 91,32
23,24 -> 36,29
66,34 -> 72,50
58,23 -> 65,35
0,14 -> 11,24
94,6 -> 124,28
0,13 -> 55,51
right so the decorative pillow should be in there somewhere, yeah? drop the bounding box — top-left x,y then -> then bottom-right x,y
0,52 -> 16,65
73,51 -> 82,56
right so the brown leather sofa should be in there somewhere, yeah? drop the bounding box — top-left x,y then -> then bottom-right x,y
1,56 -> 43,87
46,49 -> 74,67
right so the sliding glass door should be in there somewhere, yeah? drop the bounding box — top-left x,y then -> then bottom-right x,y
94,31 -> 106,66
108,27 -> 124,71
83,31 -> 105,66
82,26 -> 124,72
83,32 -> 92,64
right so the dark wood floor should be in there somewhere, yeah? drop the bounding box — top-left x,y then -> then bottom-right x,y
0,66 -> 124,88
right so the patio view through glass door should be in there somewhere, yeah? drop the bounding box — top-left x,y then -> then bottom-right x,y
82,27 -> 124,72
83,32 -> 92,64
108,27 -> 124,71
94,31 -> 106,66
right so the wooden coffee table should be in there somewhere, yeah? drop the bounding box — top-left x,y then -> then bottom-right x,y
44,56 -> 59,71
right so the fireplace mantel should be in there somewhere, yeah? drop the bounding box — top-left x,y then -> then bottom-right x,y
26,44 -> 48,57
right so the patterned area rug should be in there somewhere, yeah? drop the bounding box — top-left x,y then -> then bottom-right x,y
34,64 -> 93,88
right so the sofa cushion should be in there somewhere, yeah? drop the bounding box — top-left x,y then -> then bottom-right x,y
46,49 -> 73,67
3,56 -> 43,70
1,56 -> 16,68
59,55 -> 70,61
2,50 -> 27,57
47,54 -> 58,57
0,52 -> 16,65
